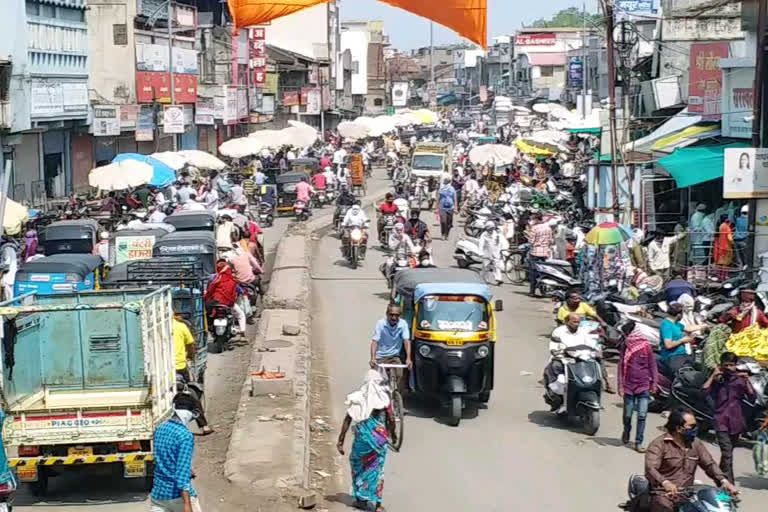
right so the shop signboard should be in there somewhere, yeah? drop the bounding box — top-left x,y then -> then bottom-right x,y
250,26 -> 267,88
283,91 -> 299,106
514,33 -> 556,46
391,82 -> 408,107
723,148 -> 768,199
721,66 -> 755,139
136,105 -> 155,141
93,105 -> 120,136
688,42 -> 728,119
30,82 -> 88,117
237,88 -> 248,119
263,73 -> 278,95
223,86 -> 238,125
163,105 -> 185,134
568,57 -> 584,88
195,97 -> 214,125
120,105 -> 139,129
616,0 -> 658,15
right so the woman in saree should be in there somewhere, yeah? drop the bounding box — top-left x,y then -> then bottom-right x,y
337,370 -> 397,512
713,216 -> 734,281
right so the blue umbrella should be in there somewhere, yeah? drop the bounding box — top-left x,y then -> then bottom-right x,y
112,153 -> 176,188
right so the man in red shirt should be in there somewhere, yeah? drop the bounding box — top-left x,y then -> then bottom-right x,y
377,193 -> 399,240
320,154 -> 332,171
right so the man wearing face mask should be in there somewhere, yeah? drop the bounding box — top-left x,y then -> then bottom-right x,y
719,288 -> 768,333
150,394 -> 202,512
645,407 -> 738,511
703,351 -> 755,483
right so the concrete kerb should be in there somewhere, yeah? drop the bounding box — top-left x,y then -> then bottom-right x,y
224,186 -> 390,508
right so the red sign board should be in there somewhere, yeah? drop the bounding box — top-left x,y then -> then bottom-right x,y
688,42 -> 729,119
250,26 -> 267,89
300,87 -> 311,105
514,33 -> 556,46
283,91 -> 299,106
136,72 -> 197,104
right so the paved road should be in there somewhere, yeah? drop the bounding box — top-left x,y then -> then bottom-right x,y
312,207 -> 768,511
14,212 -> 298,511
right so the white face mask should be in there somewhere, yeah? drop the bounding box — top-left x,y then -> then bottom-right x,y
174,407 -> 197,428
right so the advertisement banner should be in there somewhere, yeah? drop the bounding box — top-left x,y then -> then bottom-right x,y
224,86 -> 238,125
263,73 -> 278,95
195,97 -> 215,125
237,88 -> 248,119
283,91 -> 299,107
616,0 -> 658,15
300,87 -> 311,105
119,105 -> 139,129
722,67 -> 755,139
391,82 -> 408,107
93,105 -> 120,136
568,57 -> 584,88
30,82 -> 88,117
306,88 -> 321,115
115,236 -> 156,264
688,42 -> 728,119
514,33 -> 556,46
163,105 -> 185,134
136,105 -> 155,141
724,148 -> 768,198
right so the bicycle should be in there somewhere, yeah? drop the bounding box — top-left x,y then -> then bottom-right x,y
377,363 -> 407,452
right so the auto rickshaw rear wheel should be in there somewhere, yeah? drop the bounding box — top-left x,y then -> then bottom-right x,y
447,396 -> 462,427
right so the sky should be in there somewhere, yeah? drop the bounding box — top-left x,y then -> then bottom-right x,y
340,0 -> 600,50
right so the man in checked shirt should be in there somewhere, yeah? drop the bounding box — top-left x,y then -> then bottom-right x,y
150,394 -> 202,512
527,212 -> 553,297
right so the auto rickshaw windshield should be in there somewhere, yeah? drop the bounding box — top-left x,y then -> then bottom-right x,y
417,295 -> 489,332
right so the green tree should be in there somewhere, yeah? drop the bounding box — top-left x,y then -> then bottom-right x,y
530,7 -> 602,28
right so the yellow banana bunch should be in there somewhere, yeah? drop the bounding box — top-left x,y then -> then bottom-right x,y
727,325 -> 768,359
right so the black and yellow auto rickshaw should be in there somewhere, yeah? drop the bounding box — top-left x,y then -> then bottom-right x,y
164,210 -> 216,232
40,219 -> 101,255
290,158 -> 319,175
392,268 -> 502,426
275,171 -> 310,215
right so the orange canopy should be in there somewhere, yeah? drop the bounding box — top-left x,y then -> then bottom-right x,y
228,0 -> 487,48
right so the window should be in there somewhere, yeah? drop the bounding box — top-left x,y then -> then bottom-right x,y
25,0 -> 39,16
0,62 -> 10,102
113,24 -> 128,45
58,7 -> 85,22
373,98 -> 383,106
539,66 -> 554,77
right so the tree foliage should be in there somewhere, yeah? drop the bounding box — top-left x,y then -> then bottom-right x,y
530,7 -> 602,28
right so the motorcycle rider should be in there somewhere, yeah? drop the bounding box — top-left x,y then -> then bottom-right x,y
478,220 -> 505,285
645,408 -> 738,512
377,193 -> 399,240
341,202 -> 370,258
384,223 -> 416,280
404,209 -> 432,265
544,313 -> 598,413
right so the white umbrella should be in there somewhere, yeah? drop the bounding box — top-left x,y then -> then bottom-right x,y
0,194 -> 28,236
469,144 -> 518,166
338,121 -> 370,140
176,150 -> 227,171
89,160 -> 153,191
150,152 -> 187,171
218,137 -> 261,158
249,129 -> 286,149
282,126 -> 318,148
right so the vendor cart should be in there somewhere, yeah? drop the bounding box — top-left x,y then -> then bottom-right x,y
348,154 -> 366,196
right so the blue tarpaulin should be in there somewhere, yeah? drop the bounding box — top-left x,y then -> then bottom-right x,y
657,142 -> 750,188
112,153 -> 176,188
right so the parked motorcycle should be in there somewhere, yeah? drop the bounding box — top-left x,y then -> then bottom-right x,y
453,237 -> 484,269
543,344 -> 602,435
533,259 -> 582,297
208,304 -> 235,354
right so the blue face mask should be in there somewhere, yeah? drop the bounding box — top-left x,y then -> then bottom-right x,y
682,426 -> 698,444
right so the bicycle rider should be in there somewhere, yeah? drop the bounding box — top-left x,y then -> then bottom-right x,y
369,304 -> 412,394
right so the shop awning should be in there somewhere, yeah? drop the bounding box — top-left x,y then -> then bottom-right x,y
568,127 -> 601,135
623,108 -> 701,154
650,123 -> 721,152
657,142 -> 750,188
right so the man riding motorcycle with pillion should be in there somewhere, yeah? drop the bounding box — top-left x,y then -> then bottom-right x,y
403,209 -> 433,266
383,223 -> 416,281
341,202 -> 370,259
333,184 -> 357,228
377,193 -> 400,240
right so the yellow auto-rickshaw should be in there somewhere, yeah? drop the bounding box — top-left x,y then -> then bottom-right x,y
392,268 -> 503,426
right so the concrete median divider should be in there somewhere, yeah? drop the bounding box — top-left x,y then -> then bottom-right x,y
224,186 -> 389,509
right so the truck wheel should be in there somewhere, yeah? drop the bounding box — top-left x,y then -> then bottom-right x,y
29,468 -> 49,497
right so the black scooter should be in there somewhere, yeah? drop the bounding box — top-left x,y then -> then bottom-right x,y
543,344 -> 602,435
620,475 -> 739,511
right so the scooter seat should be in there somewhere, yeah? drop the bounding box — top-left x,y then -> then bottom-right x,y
543,258 -> 572,267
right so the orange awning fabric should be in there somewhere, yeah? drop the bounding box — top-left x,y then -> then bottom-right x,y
378,0 -> 487,48
228,0 -> 488,49
227,0 -> 331,29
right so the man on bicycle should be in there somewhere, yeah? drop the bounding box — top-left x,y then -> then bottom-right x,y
370,304 -> 412,394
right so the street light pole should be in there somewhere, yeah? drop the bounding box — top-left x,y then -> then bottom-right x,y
582,1 -> 587,119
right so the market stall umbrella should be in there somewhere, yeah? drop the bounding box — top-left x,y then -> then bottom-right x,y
338,121 -> 370,140
89,160 -> 153,191
468,144 -> 518,166
150,151 -> 187,171
176,150 -> 227,171
112,153 -> 176,188
0,194 -> 29,236
584,222 -> 632,246
219,137 -> 261,158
